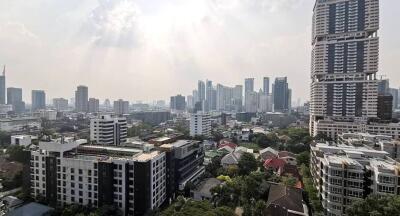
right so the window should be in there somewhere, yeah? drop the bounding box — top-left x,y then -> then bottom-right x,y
71,168 -> 75,173
79,169 -> 83,174
378,185 -> 395,194
379,175 -> 394,184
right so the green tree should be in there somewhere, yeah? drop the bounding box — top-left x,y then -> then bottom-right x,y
161,196 -> 234,216
0,131 -> 11,146
296,151 -> 310,166
347,194 -> 400,216
238,153 -> 258,176
282,175 -> 297,187
7,145 -> 26,163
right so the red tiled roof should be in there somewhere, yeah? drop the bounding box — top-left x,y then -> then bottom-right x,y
264,158 -> 286,170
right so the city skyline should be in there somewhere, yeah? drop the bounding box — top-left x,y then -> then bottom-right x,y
0,0 -> 399,103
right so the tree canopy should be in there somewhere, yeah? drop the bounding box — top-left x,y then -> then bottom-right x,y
346,194 -> 400,216
238,152 -> 258,176
161,196 -> 234,216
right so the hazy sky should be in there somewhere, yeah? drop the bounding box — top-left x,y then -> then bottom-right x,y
0,0 -> 399,103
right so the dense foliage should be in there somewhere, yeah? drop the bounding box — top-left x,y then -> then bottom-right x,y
238,152 -> 258,176
346,194 -> 400,216
161,196 -> 234,216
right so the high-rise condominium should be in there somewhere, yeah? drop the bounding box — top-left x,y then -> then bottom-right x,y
114,99 -> 129,115
88,98 -> 100,113
75,85 -> 88,112
170,95 -> 186,111
0,66 -> 6,104
310,0 -> 381,138
31,90 -> 46,111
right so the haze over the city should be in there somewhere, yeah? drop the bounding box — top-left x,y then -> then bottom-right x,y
0,0 -> 399,102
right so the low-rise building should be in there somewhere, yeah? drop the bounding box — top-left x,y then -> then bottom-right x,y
0,117 -> 41,133
29,137 -> 166,216
90,115 -> 127,146
310,142 -> 400,216
11,135 -> 32,147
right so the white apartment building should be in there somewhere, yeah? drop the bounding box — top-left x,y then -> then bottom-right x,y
30,138 -> 166,216
190,113 -> 211,137
11,135 -> 32,147
90,115 -> 128,146
310,142 -> 400,216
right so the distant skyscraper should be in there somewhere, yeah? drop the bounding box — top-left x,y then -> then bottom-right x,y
75,85 -> 88,112
192,90 -> 199,104
244,78 -> 254,93
88,98 -> 100,113
378,79 -> 390,95
206,80 -> 213,111
389,88 -> 399,110
273,77 -> 291,113
7,87 -> 25,113
0,66 -> 6,104
114,99 -> 129,115
198,81 -> 206,111
53,98 -> 68,111
31,90 -> 46,111
170,95 -> 186,112
263,77 -> 270,95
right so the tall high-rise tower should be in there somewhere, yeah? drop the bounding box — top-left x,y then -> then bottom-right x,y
263,77 -> 270,95
75,85 -> 88,112
0,66 -> 6,104
310,0 -> 380,138
32,90 -> 46,111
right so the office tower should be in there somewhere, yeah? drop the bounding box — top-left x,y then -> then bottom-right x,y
263,77 -> 270,95
197,81 -> 205,102
244,78 -> 254,93
378,79 -> 390,94
0,66 -> 5,104
389,88 -> 399,110
7,87 -> 25,114
190,113 -> 211,137
170,95 -> 186,112
90,114 -> 127,145
30,137 -> 166,216
211,88 -> 217,110
310,0 -> 380,138
377,94 -> 393,120
114,99 -> 129,115
31,90 -> 46,111
205,80 -> 213,111
75,85 -> 88,112
53,98 -> 68,111
88,98 -> 100,113
273,77 -> 291,113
